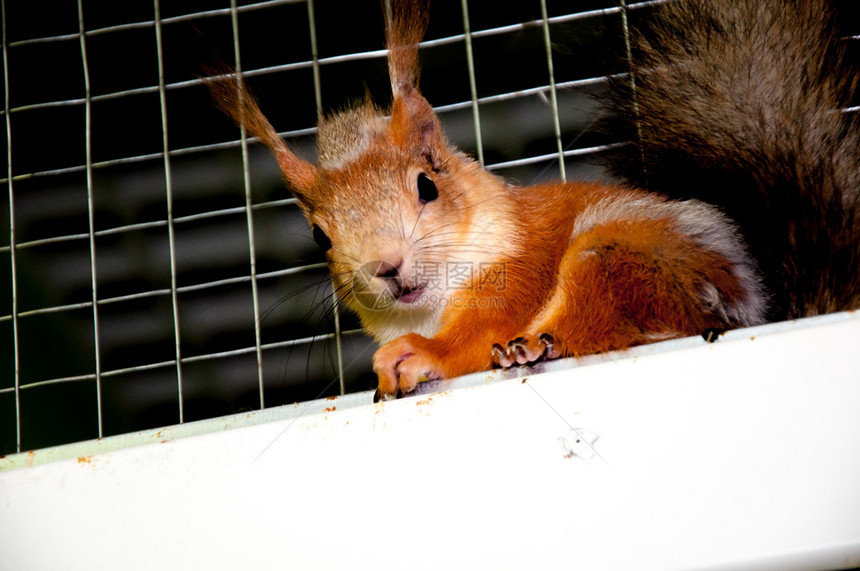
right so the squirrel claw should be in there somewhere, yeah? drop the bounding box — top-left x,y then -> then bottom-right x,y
701,327 -> 726,343
372,387 -> 403,403
493,333 -> 561,368
491,343 -> 515,368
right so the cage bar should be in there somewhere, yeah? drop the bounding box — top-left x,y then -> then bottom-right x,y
228,0 -> 266,409
0,1 -> 672,455
153,0 -> 184,423
306,0 -> 346,394
539,0 -> 565,181
1,0 -> 21,453
77,0 -> 104,438
459,0 -> 484,166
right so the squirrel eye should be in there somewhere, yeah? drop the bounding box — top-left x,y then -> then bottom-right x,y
417,172 -> 438,203
312,224 -> 332,250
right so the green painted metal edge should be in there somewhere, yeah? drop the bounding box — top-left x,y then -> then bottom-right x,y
0,389 -> 374,472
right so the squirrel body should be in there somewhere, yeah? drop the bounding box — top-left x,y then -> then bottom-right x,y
205,0 -> 860,400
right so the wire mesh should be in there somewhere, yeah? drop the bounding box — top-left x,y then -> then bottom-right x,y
0,0 -> 668,455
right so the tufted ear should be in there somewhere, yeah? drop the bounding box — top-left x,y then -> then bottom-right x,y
386,0 -> 428,99
203,67 -> 318,204
390,87 -> 444,172
384,0 -> 442,170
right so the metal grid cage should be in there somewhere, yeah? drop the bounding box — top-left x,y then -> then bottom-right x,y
0,0 -> 694,456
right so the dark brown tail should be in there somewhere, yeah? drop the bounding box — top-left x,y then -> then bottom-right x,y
606,0 -> 860,319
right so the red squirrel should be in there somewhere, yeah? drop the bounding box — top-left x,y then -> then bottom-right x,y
206,1 -> 774,400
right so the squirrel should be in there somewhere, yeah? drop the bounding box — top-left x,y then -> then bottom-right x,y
204,0 -> 792,401
606,0 -> 860,321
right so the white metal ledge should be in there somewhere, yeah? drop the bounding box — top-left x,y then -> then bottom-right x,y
2,311 -> 860,570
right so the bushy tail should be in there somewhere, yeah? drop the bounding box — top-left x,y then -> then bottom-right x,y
606,0 -> 860,319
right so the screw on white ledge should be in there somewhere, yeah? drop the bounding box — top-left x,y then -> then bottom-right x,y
561,428 -> 600,461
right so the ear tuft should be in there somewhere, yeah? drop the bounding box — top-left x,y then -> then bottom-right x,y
386,0 -> 429,97
391,89 -> 443,171
202,63 -> 318,201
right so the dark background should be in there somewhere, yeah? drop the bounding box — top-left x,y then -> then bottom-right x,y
1,0 -> 856,455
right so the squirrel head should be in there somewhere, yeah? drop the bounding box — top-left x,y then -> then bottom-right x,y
206,1 -> 513,343
306,86 -> 491,343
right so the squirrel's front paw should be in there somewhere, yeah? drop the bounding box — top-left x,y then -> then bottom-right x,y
492,333 -> 560,368
373,334 -> 444,401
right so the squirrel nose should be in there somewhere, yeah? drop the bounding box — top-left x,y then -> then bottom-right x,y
372,258 -> 402,281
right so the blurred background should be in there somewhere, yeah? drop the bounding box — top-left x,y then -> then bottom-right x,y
2,0 -> 857,455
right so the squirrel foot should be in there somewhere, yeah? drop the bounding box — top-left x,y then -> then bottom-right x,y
492,333 -> 560,369
373,333 -> 443,401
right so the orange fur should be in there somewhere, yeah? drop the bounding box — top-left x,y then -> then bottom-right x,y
372,180 -> 760,394
516,211 -> 743,358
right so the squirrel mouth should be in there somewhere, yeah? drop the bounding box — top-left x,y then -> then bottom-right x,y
394,284 -> 426,304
